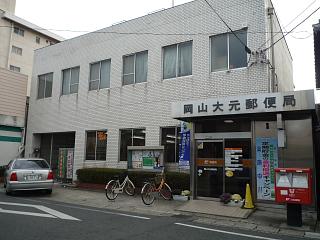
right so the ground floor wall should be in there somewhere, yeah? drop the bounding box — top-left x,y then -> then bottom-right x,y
0,125 -> 23,166
25,121 -> 183,179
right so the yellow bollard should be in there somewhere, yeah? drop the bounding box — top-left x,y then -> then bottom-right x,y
243,183 -> 254,209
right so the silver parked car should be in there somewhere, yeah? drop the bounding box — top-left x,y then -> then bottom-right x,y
4,158 -> 54,195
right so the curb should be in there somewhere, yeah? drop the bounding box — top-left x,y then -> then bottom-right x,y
305,232 -> 320,239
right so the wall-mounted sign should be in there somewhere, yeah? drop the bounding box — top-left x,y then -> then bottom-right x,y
224,148 -> 243,172
256,138 -> 278,200
171,90 -> 315,119
179,121 -> 191,169
58,148 -> 74,180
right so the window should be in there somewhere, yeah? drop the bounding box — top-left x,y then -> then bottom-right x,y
9,65 -> 20,72
163,41 -> 192,79
37,73 -> 53,99
36,36 -> 41,44
120,129 -> 145,161
86,130 -> 107,160
14,27 -> 24,36
89,59 -> 111,90
12,46 -> 22,55
161,127 -> 181,163
122,51 -> 148,85
62,66 -> 80,95
211,30 -> 247,72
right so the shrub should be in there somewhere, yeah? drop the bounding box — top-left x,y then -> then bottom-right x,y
76,168 -> 126,184
76,168 -> 190,191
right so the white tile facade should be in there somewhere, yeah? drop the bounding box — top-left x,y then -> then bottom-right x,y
25,0 -> 293,175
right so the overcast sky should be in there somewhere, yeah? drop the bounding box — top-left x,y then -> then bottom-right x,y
15,0 -> 319,93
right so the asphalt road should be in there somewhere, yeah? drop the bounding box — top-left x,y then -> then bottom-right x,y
0,190 -> 306,240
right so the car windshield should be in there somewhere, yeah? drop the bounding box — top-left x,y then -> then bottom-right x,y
13,160 -> 49,170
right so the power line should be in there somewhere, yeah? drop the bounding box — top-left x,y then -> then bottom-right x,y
259,0 -> 318,49
202,0 -> 251,54
263,5 -> 320,51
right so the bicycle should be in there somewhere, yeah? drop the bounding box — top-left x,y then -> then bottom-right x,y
141,168 -> 172,205
105,174 -> 135,200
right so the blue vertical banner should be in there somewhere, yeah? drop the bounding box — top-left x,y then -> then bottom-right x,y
179,122 -> 190,169
256,138 -> 278,200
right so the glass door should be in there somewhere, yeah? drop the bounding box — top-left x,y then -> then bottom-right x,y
224,139 -> 252,198
196,140 -> 224,198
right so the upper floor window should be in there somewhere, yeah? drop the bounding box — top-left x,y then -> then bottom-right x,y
37,73 -> 53,99
163,41 -> 192,79
89,59 -> 111,90
14,27 -> 24,37
122,51 -> 148,85
12,46 -> 22,55
36,36 -> 41,44
62,66 -> 80,95
211,30 -> 247,72
9,65 -> 20,73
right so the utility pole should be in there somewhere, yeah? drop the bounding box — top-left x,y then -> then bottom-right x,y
268,7 -> 276,92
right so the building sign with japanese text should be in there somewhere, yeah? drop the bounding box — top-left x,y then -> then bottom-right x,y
179,122 -> 191,169
171,90 -> 315,118
256,138 -> 278,200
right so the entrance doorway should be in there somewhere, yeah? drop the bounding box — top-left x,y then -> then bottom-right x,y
196,138 -> 252,199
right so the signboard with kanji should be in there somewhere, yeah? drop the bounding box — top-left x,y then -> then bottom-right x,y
256,138 -> 278,200
171,90 -> 315,118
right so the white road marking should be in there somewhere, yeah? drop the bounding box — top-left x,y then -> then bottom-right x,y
0,201 -> 80,221
19,198 -> 151,220
0,208 -> 56,218
174,223 -> 281,240
36,206 -> 80,221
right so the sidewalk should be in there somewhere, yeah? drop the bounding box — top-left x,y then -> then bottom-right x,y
42,184 -> 320,238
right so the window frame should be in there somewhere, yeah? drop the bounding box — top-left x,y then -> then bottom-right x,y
12,45 -> 22,56
9,65 -> 20,72
89,59 -> 111,91
14,26 -> 24,37
162,41 -> 193,80
122,51 -> 148,86
37,72 -> 53,99
210,30 -> 248,72
61,66 -> 80,95
160,126 -> 181,163
85,130 -> 108,161
36,36 -> 41,44
119,128 -> 146,162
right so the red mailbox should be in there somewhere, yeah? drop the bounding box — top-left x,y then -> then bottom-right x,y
275,168 -> 312,205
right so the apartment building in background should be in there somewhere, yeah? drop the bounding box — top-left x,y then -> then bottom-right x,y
0,0 -> 64,95
0,0 -> 63,164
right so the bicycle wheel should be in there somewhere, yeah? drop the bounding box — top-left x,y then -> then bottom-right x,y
159,183 -> 172,200
124,179 -> 135,196
141,183 -> 155,205
105,180 -> 119,200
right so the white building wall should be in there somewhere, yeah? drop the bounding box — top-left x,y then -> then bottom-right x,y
26,0 -> 290,174
265,0 -> 294,92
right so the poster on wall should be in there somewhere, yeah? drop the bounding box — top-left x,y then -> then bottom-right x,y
58,148 -> 74,181
66,149 -> 74,179
256,138 -> 278,200
179,122 -> 191,169
131,150 -> 162,169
